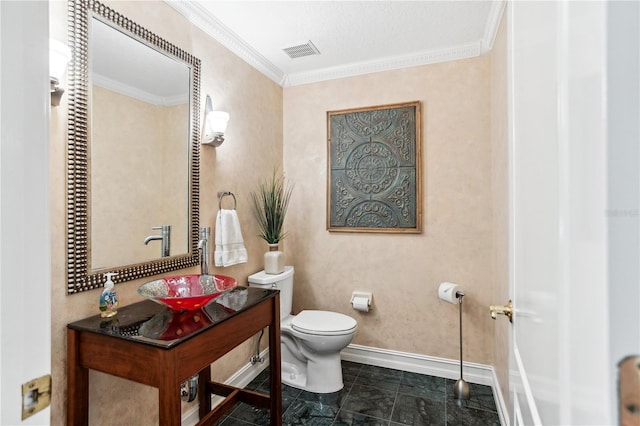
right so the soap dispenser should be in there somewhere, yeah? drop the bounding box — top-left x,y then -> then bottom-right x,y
99,272 -> 119,318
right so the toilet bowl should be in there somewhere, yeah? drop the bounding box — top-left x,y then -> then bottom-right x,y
248,266 -> 357,393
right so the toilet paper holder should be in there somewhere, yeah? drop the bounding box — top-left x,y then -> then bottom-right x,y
351,291 -> 372,311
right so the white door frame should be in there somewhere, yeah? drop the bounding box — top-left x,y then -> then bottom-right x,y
0,1 -> 52,424
606,2 -> 640,422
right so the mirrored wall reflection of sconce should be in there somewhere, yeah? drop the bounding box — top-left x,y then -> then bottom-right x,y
50,39 -> 71,106
203,94 -> 229,147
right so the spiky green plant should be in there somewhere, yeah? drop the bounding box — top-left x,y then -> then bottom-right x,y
250,169 -> 293,244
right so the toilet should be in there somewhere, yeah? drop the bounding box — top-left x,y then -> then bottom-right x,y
248,266 -> 357,393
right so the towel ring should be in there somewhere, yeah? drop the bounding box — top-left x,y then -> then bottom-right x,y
217,191 -> 237,210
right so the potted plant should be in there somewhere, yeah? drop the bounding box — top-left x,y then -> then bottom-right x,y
250,169 -> 293,274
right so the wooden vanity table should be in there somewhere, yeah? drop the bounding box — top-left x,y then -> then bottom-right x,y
67,287 -> 281,425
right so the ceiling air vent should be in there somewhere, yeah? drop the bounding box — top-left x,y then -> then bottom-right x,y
283,40 -> 320,59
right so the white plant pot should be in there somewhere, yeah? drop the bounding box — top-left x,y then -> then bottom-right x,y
264,244 -> 284,274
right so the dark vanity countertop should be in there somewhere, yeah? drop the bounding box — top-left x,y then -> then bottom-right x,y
67,286 -> 278,349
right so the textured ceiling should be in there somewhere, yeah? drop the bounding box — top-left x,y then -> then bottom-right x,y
166,1 -> 505,87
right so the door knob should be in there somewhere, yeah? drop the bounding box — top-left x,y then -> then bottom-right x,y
490,300 -> 513,323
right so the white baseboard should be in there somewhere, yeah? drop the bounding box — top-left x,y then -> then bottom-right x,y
489,360 -> 510,426
342,344 -> 492,385
342,344 -> 509,426
181,348 -> 271,426
182,344 -> 509,425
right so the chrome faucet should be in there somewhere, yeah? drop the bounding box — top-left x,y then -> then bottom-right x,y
198,227 -> 210,275
144,225 -> 171,257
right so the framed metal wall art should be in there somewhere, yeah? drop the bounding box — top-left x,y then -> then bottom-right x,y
327,101 -> 422,233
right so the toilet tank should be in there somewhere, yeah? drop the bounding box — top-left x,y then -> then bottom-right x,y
247,266 -> 294,320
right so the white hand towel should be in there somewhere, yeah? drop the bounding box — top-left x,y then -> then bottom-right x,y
214,209 -> 248,267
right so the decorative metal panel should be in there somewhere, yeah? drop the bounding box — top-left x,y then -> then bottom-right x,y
327,102 -> 422,233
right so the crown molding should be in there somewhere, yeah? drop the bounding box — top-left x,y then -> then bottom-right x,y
92,73 -> 188,106
164,0 -> 286,86
283,42 -> 482,87
481,0 -> 507,53
164,0 -> 504,88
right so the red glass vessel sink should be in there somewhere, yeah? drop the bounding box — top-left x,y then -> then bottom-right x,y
138,274 -> 238,311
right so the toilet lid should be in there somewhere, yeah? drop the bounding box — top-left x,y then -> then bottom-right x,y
291,310 -> 357,336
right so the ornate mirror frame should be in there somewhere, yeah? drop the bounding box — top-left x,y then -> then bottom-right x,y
66,0 -> 201,294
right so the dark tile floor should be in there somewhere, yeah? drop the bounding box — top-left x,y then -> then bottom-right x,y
216,361 -> 501,425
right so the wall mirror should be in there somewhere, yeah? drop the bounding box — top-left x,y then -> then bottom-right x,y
67,0 -> 201,293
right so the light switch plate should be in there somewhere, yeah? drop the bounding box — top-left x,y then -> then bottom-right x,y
21,374 -> 51,420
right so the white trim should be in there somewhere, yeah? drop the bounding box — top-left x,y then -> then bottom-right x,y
514,395 -> 524,426
513,345 -> 542,426
185,344 -> 508,424
283,43 -> 481,87
342,344 -> 507,423
506,2 -> 517,425
163,0 -> 505,88
342,344 -> 493,385
492,366 -> 511,426
555,2 -> 572,423
0,1 -> 52,423
93,73 -> 188,106
181,399 -> 200,425
181,348 -> 271,426
0,1 -> 4,418
164,0 -> 286,86
181,344 -> 509,425
481,1 -> 507,54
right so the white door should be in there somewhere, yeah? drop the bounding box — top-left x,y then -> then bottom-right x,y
507,1 -> 612,425
0,1 -> 52,424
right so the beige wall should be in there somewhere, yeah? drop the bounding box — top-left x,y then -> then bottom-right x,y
50,1 -> 283,424
491,9 -> 510,405
283,57 -> 495,364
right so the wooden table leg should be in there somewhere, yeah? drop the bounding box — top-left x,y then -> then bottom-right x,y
198,367 -> 212,420
269,295 -> 282,426
158,361 -> 182,426
67,329 -> 89,426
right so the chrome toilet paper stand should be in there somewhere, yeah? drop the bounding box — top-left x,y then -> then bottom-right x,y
454,290 -> 471,400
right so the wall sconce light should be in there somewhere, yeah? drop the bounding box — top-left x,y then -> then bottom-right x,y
203,94 -> 229,147
50,39 -> 71,106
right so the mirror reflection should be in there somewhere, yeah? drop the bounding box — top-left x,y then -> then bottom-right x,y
90,17 -> 190,270
66,0 -> 201,293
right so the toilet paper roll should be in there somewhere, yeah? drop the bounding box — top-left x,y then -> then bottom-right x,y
351,296 -> 370,312
438,282 -> 461,304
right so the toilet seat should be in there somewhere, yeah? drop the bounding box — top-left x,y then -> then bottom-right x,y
291,310 -> 357,336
